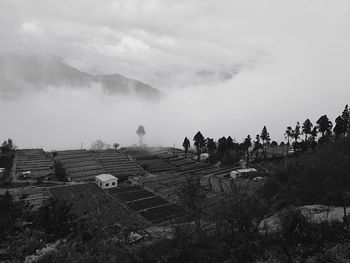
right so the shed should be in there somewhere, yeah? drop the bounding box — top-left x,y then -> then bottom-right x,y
95,174 -> 118,189
230,168 -> 257,179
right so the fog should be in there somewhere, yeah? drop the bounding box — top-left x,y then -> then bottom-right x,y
1,0 -> 350,150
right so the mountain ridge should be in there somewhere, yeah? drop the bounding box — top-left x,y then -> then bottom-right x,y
0,54 -> 161,100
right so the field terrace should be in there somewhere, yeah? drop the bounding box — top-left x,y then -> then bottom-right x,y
90,150 -> 145,181
55,150 -> 105,182
139,164 -> 241,203
122,148 -> 176,173
15,149 -> 53,180
107,185 -> 187,225
0,186 -> 49,209
48,183 -> 147,227
162,154 -> 210,173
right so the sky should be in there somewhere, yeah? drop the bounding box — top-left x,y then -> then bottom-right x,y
1,0 -> 350,150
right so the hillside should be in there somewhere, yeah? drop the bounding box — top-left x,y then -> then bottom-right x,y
0,54 -> 161,100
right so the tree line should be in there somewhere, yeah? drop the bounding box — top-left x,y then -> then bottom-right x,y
182,104 -> 350,165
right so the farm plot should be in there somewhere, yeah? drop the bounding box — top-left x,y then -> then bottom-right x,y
15,149 -> 53,179
48,183 -> 146,226
55,150 -> 105,181
140,204 -> 187,224
0,186 -> 49,209
91,150 -> 145,181
108,186 -> 186,224
136,158 -> 175,173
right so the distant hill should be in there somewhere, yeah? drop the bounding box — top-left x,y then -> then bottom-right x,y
0,54 -> 161,100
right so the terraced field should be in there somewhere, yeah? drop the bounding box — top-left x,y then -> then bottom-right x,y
136,157 -> 176,173
55,150 -> 105,181
90,150 -> 145,181
139,164 -> 240,203
15,149 -> 53,179
48,183 -> 145,226
108,186 -> 187,224
0,186 -> 49,209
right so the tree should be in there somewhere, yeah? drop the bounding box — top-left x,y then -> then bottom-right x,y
342,104 -> 350,135
193,131 -> 205,161
285,126 -> 293,145
243,135 -> 252,163
90,139 -> 111,150
226,136 -> 235,149
53,160 -> 68,181
253,134 -> 262,158
182,137 -> 191,158
302,119 -> 313,141
333,116 -> 346,138
206,138 -> 217,163
316,115 -> 333,143
309,126 -> 318,151
284,126 -> 293,167
178,175 -> 206,232
0,138 -> 16,154
217,137 -> 227,156
260,126 -> 271,159
113,143 -> 120,150
36,198 -> 77,240
291,122 -> 301,152
0,191 -> 32,241
136,125 -> 146,146
270,141 -> 278,147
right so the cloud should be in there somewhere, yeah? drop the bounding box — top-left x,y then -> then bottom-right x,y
0,0 -> 350,148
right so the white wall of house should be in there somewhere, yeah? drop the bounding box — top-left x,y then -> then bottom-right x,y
95,178 -> 118,189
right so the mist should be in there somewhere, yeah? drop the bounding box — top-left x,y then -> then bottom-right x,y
1,0 -> 350,150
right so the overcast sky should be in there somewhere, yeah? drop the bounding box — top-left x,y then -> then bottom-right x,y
1,0 -> 350,150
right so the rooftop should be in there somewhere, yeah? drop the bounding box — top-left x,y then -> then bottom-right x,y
95,173 -> 118,182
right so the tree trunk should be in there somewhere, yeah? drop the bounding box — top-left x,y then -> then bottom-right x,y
343,205 -> 349,228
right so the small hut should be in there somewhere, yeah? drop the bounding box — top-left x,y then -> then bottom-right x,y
95,174 -> 118,189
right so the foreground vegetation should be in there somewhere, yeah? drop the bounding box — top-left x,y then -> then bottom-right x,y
1,105 -> 350,262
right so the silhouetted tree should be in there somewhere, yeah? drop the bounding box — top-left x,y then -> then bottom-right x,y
113,143 -> 120,150
193,131 -> 205,161
178,175 -> 206,232
316,115 -> 333,143
0,138 -> 16,154
36,198 -> 76,240
270,141 -> 278,147
217,137 -> 227,160
90,139 -> 111,150
136,125 -> 146,146
291,122 -> 301,152
309,126 -> 318,151
334,116 -> 346,138
243,135 -> 252,162
53,160 -> 68,181
302,119 -> 313,141
260,126 -> 271,158
253,134 -> 262,158
182,137 -> 191,158
206,138 -> 217,163
284,126 -> 293,167
227,136 -> 236,149
342,104 -> 350,135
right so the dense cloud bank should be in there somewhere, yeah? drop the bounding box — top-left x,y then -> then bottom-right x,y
0,0 -> 350,149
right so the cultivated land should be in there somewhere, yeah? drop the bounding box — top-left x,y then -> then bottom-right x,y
15,149 -> 53,181
107,185 -> 187,224
90,150 -> 145,181
6,146 -> 267,228
48,183 -> 148,226
55,150 -> 105,181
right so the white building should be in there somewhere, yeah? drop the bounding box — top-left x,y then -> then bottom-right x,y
230,168 -> 257,179
95,174 -> 118,189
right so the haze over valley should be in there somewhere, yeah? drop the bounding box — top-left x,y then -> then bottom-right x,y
1,0 -> 350,149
